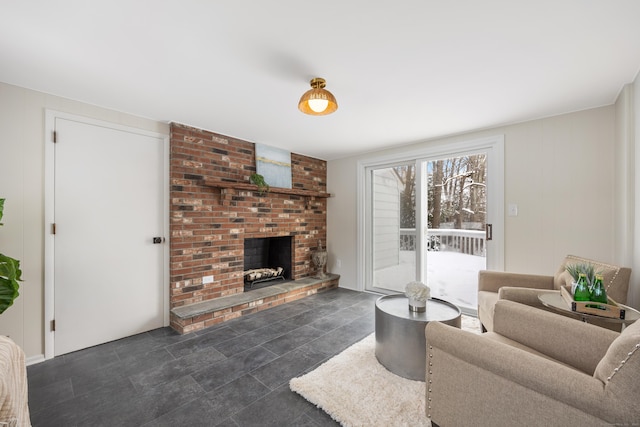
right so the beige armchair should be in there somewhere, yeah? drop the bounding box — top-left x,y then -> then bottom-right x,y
425,300 -> 640,426
0,336 -> 31,426
478,254 -> 631,332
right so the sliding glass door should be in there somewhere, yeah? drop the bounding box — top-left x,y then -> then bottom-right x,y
362,137 -> 504,315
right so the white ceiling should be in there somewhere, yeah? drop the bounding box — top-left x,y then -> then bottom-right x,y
2,1 -> 640,160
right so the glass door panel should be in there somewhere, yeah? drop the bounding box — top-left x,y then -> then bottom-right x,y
369,164 -> 417,293
423,154 -> 487,314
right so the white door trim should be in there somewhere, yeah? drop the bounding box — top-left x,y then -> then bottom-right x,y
356,135 -> 505,292
44,110 -> 170,360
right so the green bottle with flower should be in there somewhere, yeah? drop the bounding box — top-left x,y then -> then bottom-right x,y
573,273 -> 590,302
590,274 -> 608,304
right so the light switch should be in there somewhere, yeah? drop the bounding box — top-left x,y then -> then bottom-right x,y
508,204 -> 518,217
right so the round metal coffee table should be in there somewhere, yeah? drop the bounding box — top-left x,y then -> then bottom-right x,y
375,294 -> 461,381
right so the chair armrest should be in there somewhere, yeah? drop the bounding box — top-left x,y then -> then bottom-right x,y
478,270 -> 554,293
498,286 -> 553,310
493,300 -> 618,374
425,321 -> 607,422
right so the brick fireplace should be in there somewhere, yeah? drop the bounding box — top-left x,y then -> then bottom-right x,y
169,123 -> 336,333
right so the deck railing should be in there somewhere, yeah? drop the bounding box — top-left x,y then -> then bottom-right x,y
400,228 -> 486,256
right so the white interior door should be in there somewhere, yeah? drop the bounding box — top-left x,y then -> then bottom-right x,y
53,116 -> 166,356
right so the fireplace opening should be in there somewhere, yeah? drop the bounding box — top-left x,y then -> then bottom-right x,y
243,236 -> 292,290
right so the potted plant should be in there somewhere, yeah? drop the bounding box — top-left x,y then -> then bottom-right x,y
565,262 -> 600,295
249,173 -> 270,196
565,262 -> 596,283
0,198 -> 22,314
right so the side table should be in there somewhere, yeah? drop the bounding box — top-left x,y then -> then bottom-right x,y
538,292 -> 640,328
375,294 -> 461,381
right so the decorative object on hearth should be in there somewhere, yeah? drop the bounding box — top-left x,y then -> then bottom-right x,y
311,240 -> 328,279
298,77 -> 338,116
405,281 -> 430,312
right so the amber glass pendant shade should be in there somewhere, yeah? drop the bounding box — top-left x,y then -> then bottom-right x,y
298,77 -> 338,116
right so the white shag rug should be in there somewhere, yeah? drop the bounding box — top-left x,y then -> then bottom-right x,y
290,316 -> 481,427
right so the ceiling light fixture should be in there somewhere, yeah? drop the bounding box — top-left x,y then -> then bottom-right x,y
298,77 -> 338,116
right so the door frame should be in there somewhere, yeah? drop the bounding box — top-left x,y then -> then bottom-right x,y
357,135 -> 505,293
43,110 -> 170,360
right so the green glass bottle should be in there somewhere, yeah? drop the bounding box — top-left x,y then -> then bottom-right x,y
590,274 -> 608,304
573,273 -> 590,301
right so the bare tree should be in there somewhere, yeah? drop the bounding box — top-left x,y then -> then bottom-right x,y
431,160 -> 443,228
389,154 -> 486,237
429,154 -> 486,229
392,164 -> 416,228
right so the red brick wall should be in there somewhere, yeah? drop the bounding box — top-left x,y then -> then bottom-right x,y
170,123 -> 328,309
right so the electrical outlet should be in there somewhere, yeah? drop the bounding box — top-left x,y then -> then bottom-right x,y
336,259 -> 342,268
203,275 -> 214,284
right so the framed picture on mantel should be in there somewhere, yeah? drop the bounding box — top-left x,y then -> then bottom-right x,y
255,143 -> 292,189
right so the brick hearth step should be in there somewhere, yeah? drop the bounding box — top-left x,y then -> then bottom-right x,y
170,274 -> 340,334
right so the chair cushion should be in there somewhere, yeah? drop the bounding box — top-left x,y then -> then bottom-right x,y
478,291 -> 499,331
483,332 -> 577,370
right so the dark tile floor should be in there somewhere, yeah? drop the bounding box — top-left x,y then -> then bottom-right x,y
27,288 -> 381,427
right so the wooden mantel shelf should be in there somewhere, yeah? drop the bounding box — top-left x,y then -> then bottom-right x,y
201,177 -> 331,207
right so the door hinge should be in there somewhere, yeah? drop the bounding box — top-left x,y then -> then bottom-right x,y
51,319 -> 56,332
53,130 -> 57,143
52,223 -> 56,235
486,223 -> 493,241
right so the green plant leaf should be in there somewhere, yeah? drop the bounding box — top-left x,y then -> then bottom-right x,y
249,173 -> 270,195
0,199 -> 21,314
0,254 -> 21,315
565,262 -> 600,286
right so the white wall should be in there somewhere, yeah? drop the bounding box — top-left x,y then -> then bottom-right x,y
327,157 -> 359,289
0,82 -> 169,360
614,84 -> 633,270
632,71 -> 640,310
328,106 -> 636,306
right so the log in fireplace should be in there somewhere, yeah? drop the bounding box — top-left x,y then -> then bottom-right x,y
243,236 -> 292,289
